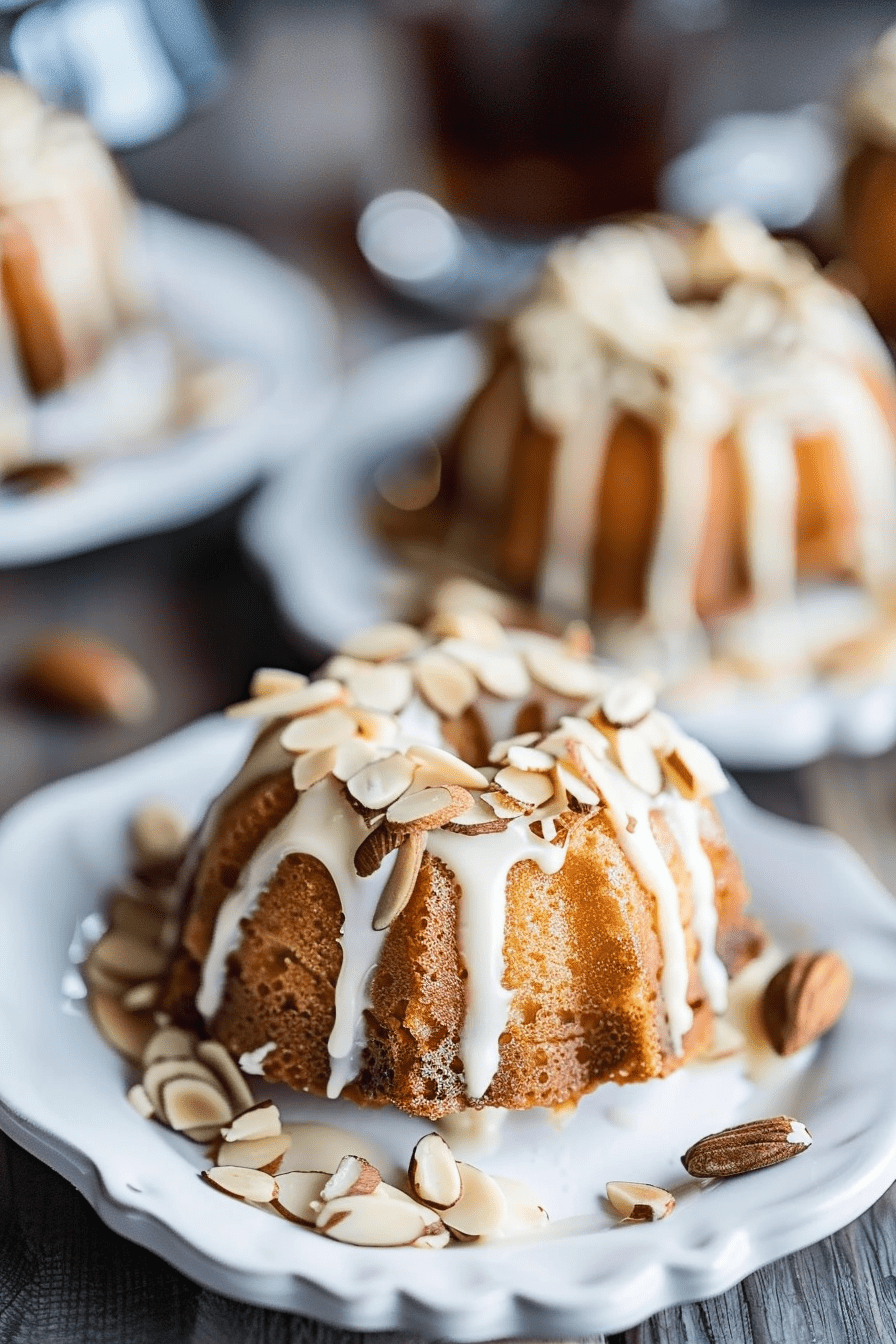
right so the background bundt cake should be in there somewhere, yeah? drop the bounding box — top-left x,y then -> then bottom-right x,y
386,211 -> 896,682
162,616 -> 764,1121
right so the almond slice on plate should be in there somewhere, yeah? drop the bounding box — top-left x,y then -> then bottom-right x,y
91,930 -> 168,981
90,993 -> 156,1062
144,1058 -> 228,1120
493,766 -> 554,809
270,1170 -> 330,1224
202,1166 -> 279,1204
344,662 -> 413,714
127,1083 -> 155,1119
280,706 -> 357,754
413,650 -> 478,719
227,678 -> 347,721
142,1026 -> 197,1067
108,894 -> 168,946
405,744 -> 490,791
221,1100 -> 282,1143
681,1116 -> 812,1177
130,801 -> 189,865
316,1194 -> 443,1246
213,1132 -> 291,1174
442,1163 -> 506,1238
249,667 -> 308,698
319,1155 -> 382,1201
347,754 -> 416,812
162,1076 -> 234,1133
386,785 -> 473,830
606,1181 -> 675,1222
339,623 -> 425,662
195,1040 -> 255,1113
409,1133 -> 462,1210
601,679 -> 656,727
372,829 -> 425,930
428,609 -> 507,646
121,980 -> 161,1012
292,746 -> 338,791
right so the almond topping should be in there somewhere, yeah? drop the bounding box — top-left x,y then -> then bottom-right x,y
127,1083 -> 154,1119
414,650 -> 478,718
317,1194 -> 443,1246
143,1058 -> 228,1120
90,993 -> 156,1062
681,1116 -> 812,1178
221,1100 -> 282,1143
661,737 -> 728,799
228,679 -> 347,720
444,797 -> 511,835
122,981 -> 161,1012
554,763 -> 600,808
130,801 -> 189,865
372,829 -> 425,930
109,894 -> 168,946
292,746 -> 338,791
339,622 -> 425,662
249,668 -> 308,698
442,1163 -> 506,1238
270,1170 -> 330,1224
343,661 -> 413,714
615,728 -> 663,797
440,639 -> 531,699
562,619 -> 594,658
354,823 -> 402,877
348,706 -> 399,744
162,1077 -> 234,1133
409,1133 -> 462,1210
428,609 -> 507,646
347,754 -> 416,812
406,743 -> 490,790
385,784 -> 473,830
505,744 -> 556,772
481,788 -> 530,819
280,706 -> 357,754
142,1026 -> 197,1067
202,1166 -> 279,1204
213,1132 -> 291,1174
319,1155 -> 382,1201
761,952 -> 851,1056
195,1040 -> 255,1113
331,738 -> 384,781
493,766 -> 554,808
91,930 -> 167,981
524,644 -> 610,699
606,1181 -> 674,1222
601,679 -> 656,727
488,732 -> 541,764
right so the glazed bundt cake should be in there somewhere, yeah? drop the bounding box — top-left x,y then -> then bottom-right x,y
162,615 -> 764,1120
390,211 -> 896,681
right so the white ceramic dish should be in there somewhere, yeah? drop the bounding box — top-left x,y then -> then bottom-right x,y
0,204 -> 338,566
242,333 -> 896,768
1,716 -> 896,1337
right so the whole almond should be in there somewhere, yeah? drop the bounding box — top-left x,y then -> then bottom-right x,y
18,632 -> 155,722
2,459 -> 76,494
761,952 -> 851,1056
682,1116 -> 812,1178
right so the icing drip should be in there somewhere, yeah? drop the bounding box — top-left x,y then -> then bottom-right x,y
737,410 -> 798,606
662,793 -> 728,1014
427,823 -> 567,1101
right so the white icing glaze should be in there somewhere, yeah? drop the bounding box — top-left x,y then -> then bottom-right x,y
662,793 -> 728,1015
239,1040 -> 277,1075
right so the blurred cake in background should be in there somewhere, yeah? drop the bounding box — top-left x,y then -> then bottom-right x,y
842,24 -> 896,339
380,211 -> 896,688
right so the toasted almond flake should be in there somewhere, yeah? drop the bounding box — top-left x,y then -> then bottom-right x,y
322,654 -> 367,681
506,744 -> 556,772
440,639 -> 531,699
162,1076 -> 234,1133
493,766 -> 554,808
92,930 -> 167,981
602,678 -> 657,727
488,732 -> 541,764
320,1155 -> 382,1201
340,623 -> 425,662
344,662 -> 413,714
221,1100 -> 282,1143
347,706 -> 398,744
142,1026 -> 197,1067
481,788 -> 530,818
144,1058 -> 227,1120
203,1166 -> 279,1204
557,716 -> 612,758
331,738 -> 384,781
214,1132 -> 291,1174
640,710 -> 678,752
554,763 -> 601,807
354,822 -> 402,877
386,784 -> 473,829
409,1133 -> 462,1210
606,1181 -> 674,1222
82,952 -> 129,998
127,1083 -> 154,1119
372,829 -> 425,930
415,1227 -> 452,1248
249,667 -> 308,698
270,1170 -> 330,1224
195,1040 -> 255,1113
280,706 -> 357,754
90,992 -> 156,1062
317,1194 -> 442,1246
444,797 -> 511,835
615,728 -> 663,796
406,743 -> 490,790
413,650 -> 478,718
562,619 -> 594,658
292,746 -> 338,791
699,1018 -> 746,1062
347,754 -> 416,812
442,1163 -> 506,1237
662,738 -> 728,799
130,801 -> 189,865
525,644 -> 610,699
121,981 -> 161,1012
227,679 -> 347,720
428,609 -> 507,646
565,741 -> 605,796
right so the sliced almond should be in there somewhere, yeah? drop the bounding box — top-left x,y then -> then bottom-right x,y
414,650 -> 478,718
221,1100 -> 282,1143
280,706 -> 358,754
555,716 -> 612,759
121,981 -> 161,1012
319,1154 -> 382,1201
109,894 -> 168,946
481,788 -> 530,819
142,1026 -> 197,1068
554,763 -> 600,808
347,707 -> 398,744
563,619 -> 594,658
162,1076 -> 234,1133
339,622 -> 425,663
331,738 -> 384,781
144,1058 -> 227,1120
227,679 -> 347,720
127,1083 -> 155,1119
344,661 -> 413,714
488,732 -> 541,764
414,1227 -> 452,1248
270,1170 -> 330,1224
444,797 -> 511,835
214,1132 -> 290,1174
372,829 -> 425,930
249,667 -> 308,698
606,1181 -> 674,1222
279,1122 -> 394,1178
91,930 -> 168,981
440,639 -> 531,699
505,744 -> 556,772
347,754 -> 416,812
602,679 -> 657,727
130,801 -> 189,865
409,1132 -> 462,1210
428,609 -> 507,646
92,992 -> 157,1062
405,743 -> 489,790
493,766 -> 554,808
354,822 -> 402,877
202,1166 -> 279,1204
524,644 -> 610,699
292,746 -> 338,791
442,1163 -> 506,1238
386,785 -> 473,830
82,951 -> 131,998
317,1194 -> 442,1246
662,738 -> 728,799
195,1040 -> 255,1113
615,728 -> 663,796
640,710 -> 677,753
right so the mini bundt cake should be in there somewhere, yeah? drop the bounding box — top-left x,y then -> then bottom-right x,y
162,615 -> 764,1120
387,211 -> 896,681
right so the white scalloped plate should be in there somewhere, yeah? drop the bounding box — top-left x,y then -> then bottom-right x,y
241,334 -> 896,768
0,204 -> 338,566
1,716 -> 896,1337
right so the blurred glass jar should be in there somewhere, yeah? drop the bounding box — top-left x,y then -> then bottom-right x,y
383,0 -> 727,234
